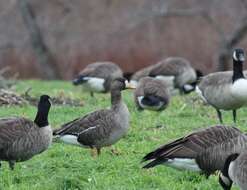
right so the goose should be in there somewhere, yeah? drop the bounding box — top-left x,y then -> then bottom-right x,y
73,62 -> 123,97
196,48 -> 247,123
218,153 -> 246,190
53,78 -> 135,156
134,77 -> 170,111
142,125 -> 247,177
130,57 -> 202,94
0,95 -> 52,170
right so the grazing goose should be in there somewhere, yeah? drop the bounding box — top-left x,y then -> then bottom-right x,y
53,78 -> 134,156
73,62 -> 123,97
134,77 -> 170,111
218,153 -> 246,190
142,125 -> 247,177
0,95 -> 52,170
130,57 -> 202,94
196,48 -> 247,123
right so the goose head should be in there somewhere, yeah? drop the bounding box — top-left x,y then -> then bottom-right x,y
34,95 -> 51,128
219,153 -> 239,190
233,48 -> 245,62
111,77 -> 136,91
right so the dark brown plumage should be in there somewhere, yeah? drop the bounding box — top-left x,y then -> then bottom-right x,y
142,125 -> 247,177
54,78 -> 133,156
0,95 -> 52,170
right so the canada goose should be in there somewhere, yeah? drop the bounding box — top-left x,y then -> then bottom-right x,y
218,153 -> 243,190
134,77 -> 170,111
130,57 -> 202,94
53,78 -> 134,156
196,48 -> 247,123
0,95 -> 52,170
142,125 -> 247,177
73,62 -> 123,97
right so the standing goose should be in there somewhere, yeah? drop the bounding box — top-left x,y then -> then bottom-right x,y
0,95 -> 52,170
197,48 -> 247,123
53,78 -> 134,156
142,125 -> 247,177
73,62 -> 123,97
134,77 -> 170,111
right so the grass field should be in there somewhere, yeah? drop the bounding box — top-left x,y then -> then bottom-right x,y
0,80 -> 243,190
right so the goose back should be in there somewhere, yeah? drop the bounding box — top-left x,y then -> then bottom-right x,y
143,125 -> 247,176
0,117 -> 52,162
76,62 -> 123,92
134,77 -> 170,110
149,57 -> 197,88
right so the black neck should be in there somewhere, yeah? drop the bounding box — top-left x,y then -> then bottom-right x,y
232,59 -> 244,82
34,104 -> 50,128
111,89 -> 122,107
222,153 -> 239,179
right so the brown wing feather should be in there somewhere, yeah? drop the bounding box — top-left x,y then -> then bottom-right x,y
0,117 -> 35,150
53,109 -> 112,136
143,125 -> 245,174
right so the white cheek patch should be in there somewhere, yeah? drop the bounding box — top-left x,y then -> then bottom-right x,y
137,96 -> 164,110
233,51 -> 238,61
183,84 -> 194,91
220,174 -> 231,186
195,86 -> 208,103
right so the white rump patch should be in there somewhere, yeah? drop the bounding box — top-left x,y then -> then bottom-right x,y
195,86 -> 207,103
231,79 -> 247,101
60,135 -> 81,146
165,158 -> 201,172
83,77 -> 105,92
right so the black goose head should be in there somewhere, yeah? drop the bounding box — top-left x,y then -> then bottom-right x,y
72,75 -> 86,86
34,95 -> 51,128
233,48 -> 245,62
232,48 -> 245,82
219,153 -> 239,190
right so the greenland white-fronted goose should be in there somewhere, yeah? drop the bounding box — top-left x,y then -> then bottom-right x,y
53,78 -> 134,156
196,48 -> 247,123
134,77 -> 170,111
73,62 -> 123,97
0,95 -> 52,170
142,125 -> 247,177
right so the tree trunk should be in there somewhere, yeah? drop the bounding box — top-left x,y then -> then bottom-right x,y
18,0 -> 61,79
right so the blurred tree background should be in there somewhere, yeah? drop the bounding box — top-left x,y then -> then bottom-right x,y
0,0 -> 247,79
